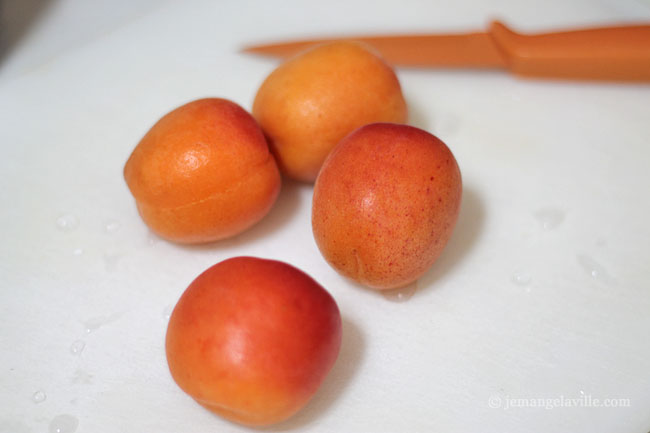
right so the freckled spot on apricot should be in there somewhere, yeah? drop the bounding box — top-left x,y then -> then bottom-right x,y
312,123 -> 462,289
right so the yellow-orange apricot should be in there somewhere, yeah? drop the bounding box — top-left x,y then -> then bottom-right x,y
124,98 -> 281,243
253,41 -> 407,182
312,123 -> 462,289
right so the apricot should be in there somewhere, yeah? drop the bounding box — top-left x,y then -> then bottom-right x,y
252,41 -> 408,182
166,257 -> 342,426
312,123 -> 462,290
124,98 -> 281,243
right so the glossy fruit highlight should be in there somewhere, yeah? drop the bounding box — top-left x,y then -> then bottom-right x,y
166,257 -> 342,426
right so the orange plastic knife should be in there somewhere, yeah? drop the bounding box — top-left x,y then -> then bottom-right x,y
242,20 -> 650,81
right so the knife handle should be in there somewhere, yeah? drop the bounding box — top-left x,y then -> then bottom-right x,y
489,20 -> 650,81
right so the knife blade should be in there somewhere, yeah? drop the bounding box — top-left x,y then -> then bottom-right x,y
242,20 -> 650,81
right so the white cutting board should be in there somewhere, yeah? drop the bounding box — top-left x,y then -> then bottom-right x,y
1,0 -> 650,432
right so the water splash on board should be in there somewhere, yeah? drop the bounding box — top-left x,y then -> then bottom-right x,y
49,414 -> 78,433
534,208 -> 565,230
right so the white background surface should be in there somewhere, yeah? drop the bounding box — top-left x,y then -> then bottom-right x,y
1,0 -> 650,432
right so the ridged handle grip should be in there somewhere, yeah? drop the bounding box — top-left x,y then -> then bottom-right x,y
489,20 -> 650,81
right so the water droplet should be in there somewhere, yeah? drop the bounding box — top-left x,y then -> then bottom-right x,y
162,304 -> 174,320
511,270 -> 532,287
70,369 -> 93,385
83,312 -> 122,333
56,214 -> 79,232
579,390 -> 585,396
104,219 -> 121,234
32,390 -> 47,403
146,230 -> 160,246
382,281 -> 417,302
577,254 -> 613,284
49,414 -> 78,433
70,340 -> 85,356
534,208 -> 565,230
72,248 -> 84,256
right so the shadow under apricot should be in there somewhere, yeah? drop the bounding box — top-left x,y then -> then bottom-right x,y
261,317 -> 365,431
418,185 -> 485,290
404,96 -> 430,131
322,187 -> 484,298
176,177 -> 307,252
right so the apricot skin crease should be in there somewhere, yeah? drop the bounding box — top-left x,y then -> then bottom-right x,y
123,98 -> 281,244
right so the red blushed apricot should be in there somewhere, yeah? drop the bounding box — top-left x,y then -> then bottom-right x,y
165,257 -> 342,426
312,123 -> 462,290
253,41 -> 407,182
124,98 -> 280,243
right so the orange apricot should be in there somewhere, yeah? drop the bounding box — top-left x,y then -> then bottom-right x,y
312,123 -> 462,289
253,41 -> 408,182
124,98 -> 280,243
166,257 -> 342,426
